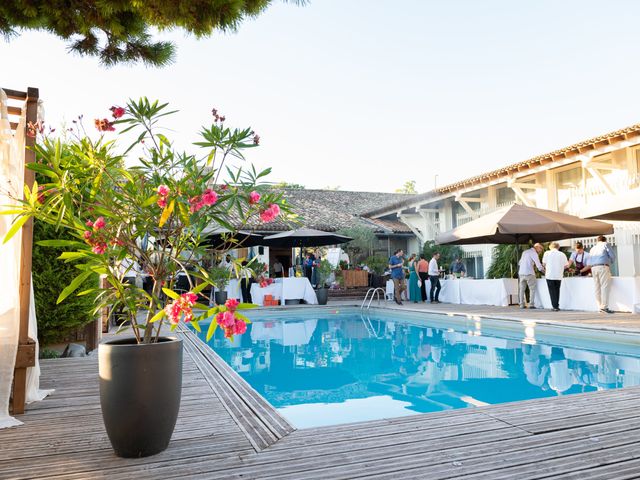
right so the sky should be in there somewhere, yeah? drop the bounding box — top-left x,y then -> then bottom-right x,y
3,0 -> 640,193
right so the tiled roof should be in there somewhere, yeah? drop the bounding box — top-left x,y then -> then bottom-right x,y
234,189 -> 417,234
363,121 -> 640,217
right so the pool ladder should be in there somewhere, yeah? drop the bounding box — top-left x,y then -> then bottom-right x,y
361,287 -> 387,309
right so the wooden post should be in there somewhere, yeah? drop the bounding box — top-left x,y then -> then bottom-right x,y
11,87 -> 39,415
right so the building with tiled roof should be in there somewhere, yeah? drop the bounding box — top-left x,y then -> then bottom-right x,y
363,121 -> 640,278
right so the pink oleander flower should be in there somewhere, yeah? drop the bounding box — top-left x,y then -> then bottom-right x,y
202,189 -> 218,206
165,301 -> 182,325
110,106 -> 126,119
181,292 -> 198,306
249,191 -> 261,204
233,319 -> 247,335
93,216 -> 106,230
86,220 -> 94,228
225,298 -> 239,311
92,242 -> 107,255
188,195 -> 204,213
157,184 -> 170,197
157,197 -> 167,208
216,310 -> 236,328
260,204 -> 281,223
37,185 -> 46,204
83,230 -> 92,240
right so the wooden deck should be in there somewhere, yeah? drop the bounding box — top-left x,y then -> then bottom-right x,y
3,303 -> 640,479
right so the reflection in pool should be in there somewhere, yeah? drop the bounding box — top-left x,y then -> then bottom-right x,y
194,309 -> 640,428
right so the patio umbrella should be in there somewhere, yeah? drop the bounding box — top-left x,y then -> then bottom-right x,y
262,228 -> 353,268
261,228 -> 352,248
583,190 -> 640,221
437,204 -> 614,246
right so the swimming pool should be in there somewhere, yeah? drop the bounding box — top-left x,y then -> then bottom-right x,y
194,307 -> 640,428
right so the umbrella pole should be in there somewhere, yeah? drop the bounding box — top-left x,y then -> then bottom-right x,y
514,235 -> 520,307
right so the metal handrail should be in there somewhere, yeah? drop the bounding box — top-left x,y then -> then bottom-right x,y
360,287 -> 386,309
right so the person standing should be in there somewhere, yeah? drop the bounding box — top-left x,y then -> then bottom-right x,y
542,242 -> 567,311
566,242 -> 591,276
388,249 -> 406,305
450,257 -> 466,278
417,254 -> 429,302
518,243 -> 544,309
407,254 -> 421,303
586,235 -> 616,314
273,258 -> 284,277
428,252 -> 442,303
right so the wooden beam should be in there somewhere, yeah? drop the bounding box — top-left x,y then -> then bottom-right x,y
3,88 -> 27,100
7,105 -> 22,116
12,87 -> 38,415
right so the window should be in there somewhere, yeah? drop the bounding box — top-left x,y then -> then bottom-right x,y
496,187 -> 515,206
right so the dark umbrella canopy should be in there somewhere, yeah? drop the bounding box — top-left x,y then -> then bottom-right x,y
437,204 -> 614,245
205,228 -> 265,249
262,228 -> 353,248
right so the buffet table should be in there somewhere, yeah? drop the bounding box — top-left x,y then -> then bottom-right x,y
250,277 -> 318,306
438,278 -> 518,307
533,277 -> 640,312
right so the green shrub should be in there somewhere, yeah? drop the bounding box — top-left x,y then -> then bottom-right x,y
39,348 -> 61,359
422,241 -> 464,274
32,220 -> 97,345
363,255 -> 388,275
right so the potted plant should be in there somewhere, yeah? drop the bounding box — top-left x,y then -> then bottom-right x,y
2,99 -> 285,457
315,259 -> 334,305
210,266 -> 232,305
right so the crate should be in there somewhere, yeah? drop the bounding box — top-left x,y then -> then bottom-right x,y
342,270 -> 369,288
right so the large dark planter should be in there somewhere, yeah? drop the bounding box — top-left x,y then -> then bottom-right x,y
316,287 -> 329,305
214,290 -> 228,305
99,337 -> 183,458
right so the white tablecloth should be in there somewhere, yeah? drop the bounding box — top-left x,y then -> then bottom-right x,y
533,277 -> 640,312
225,278 -> 241,300
435,278 -> 517,307
250,278 -> 318,306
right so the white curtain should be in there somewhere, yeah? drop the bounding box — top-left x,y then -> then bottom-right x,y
0,90 -> 51,429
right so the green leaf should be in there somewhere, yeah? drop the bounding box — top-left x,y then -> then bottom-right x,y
142,195 -> 158,207
206,320 -> 218,342
234,312 -> 251,324
191,281 -> 209,295
162,287 -> 180,300
190,320 -> 201,332
37,239 -> 85,248
58,251 -> 88,262
170,324 -> 178,332
3,215 -> 30,244
193,302 -> 209,311
149,309 -> 166,323
57,270 -> 93,304
236,303 -> 258,310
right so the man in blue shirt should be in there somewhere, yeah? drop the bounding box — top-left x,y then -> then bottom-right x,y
585,235 -> 616,313
450,257 -> 466,277
389,249 -> 406,305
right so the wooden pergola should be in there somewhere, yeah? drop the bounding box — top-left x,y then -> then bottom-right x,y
4,87 -> 38,415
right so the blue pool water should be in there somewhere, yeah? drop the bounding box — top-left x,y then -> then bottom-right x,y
194,308 -> 640,428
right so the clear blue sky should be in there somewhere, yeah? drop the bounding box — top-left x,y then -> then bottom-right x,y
3,0 -> 640,192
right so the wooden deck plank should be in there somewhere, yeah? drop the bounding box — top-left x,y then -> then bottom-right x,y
4,303 -> 640,479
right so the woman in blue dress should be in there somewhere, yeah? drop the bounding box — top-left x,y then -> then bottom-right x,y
408,254 -> 421,303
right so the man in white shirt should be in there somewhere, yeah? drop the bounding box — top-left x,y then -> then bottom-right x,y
428,252 -> 441,303
586,235 -> 616,314
542,242 -> 567,311
518,243 -> 544,309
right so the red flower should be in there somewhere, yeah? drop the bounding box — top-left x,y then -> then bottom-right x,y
92,242 -> 107,254
110,106 -> 126,119
95,118 -> 115,132
93,216 -> 106,230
